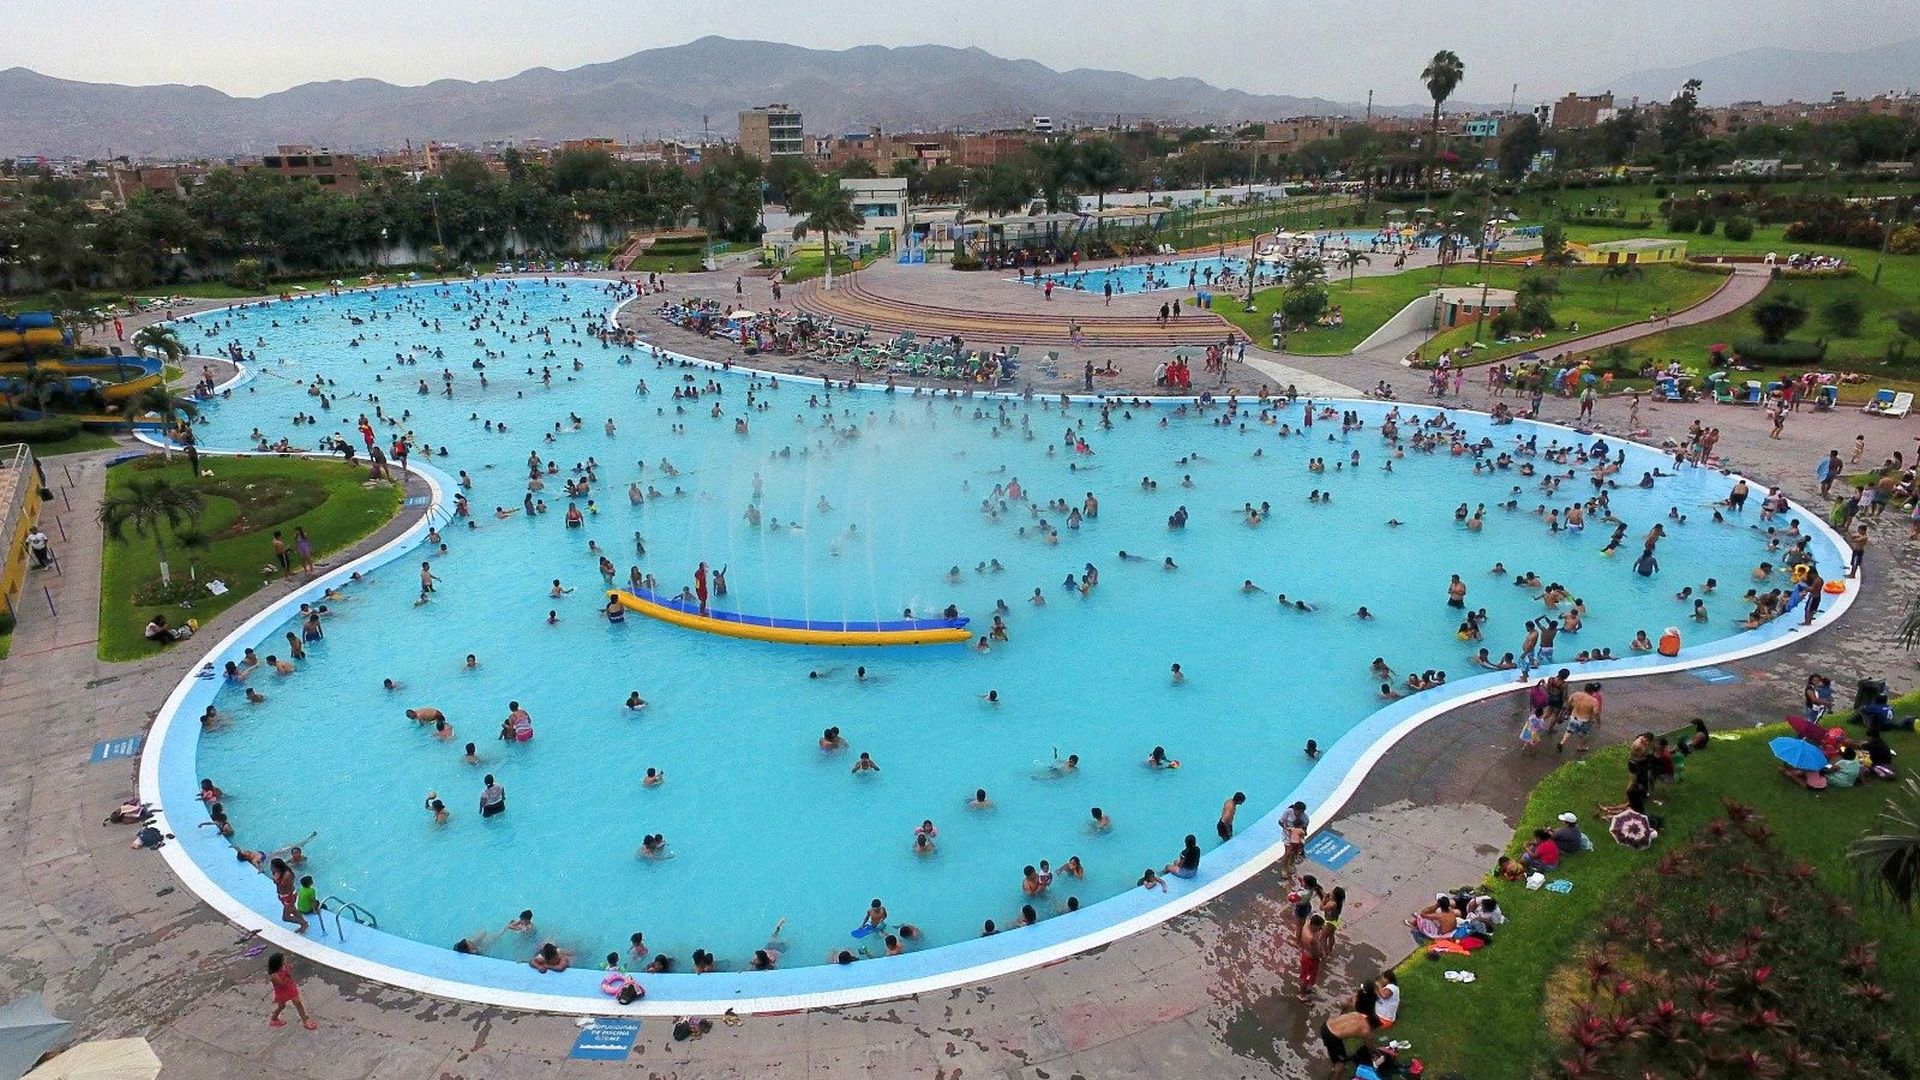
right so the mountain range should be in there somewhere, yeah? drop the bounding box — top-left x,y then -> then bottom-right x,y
1594,36 -> 1920,107
2,35 -> 1914,160
0,37 -> 1400,160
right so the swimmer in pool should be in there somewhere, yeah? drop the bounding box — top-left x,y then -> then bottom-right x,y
1170,663 -> 1184,683
642,768 -> 664,787
1242,579 -> 1264,593
819,726 -> 847,750
851,752 -> 880,773
1090,806 -> 1113,831
1038,751 -> 1080,778
625,692 -> 647,710
967,788 -> 993,809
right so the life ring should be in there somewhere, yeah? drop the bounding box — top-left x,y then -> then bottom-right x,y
1823,580 -> 1846,595
1657,629 -> 1682,657
601,973 -> 631,996
1789,565 -> 1809,584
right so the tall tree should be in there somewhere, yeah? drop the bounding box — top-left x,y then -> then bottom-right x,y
1659,79 -> 1708,174
1422,50 -> 1467,187
790,176 -> 864,292
98,473 -> 205,584
1073,140 -> 1131,215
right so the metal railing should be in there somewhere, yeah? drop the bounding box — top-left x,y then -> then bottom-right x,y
317,895 -> 379,940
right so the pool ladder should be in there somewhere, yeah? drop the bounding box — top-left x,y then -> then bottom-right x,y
317,895 -> 379,940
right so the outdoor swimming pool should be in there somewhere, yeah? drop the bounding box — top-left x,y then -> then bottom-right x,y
1020,232 -> 1408,294
1022,256 -> 1264,295
143,278 -> 1850,1008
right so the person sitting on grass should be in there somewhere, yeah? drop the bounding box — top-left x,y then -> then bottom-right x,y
1550,812 -> 1588,854
1518,828 -> 1561,873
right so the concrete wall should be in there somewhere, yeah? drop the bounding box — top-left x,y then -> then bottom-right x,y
1351,292 -> 1440,353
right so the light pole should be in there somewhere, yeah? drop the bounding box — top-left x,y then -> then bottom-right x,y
1472,192 -> 1500,343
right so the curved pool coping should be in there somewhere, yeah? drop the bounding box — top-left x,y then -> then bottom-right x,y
137,277 -> 1857,1015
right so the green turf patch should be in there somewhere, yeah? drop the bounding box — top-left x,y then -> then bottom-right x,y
1385,722 -> 1920,1080
97,455 -> 401,661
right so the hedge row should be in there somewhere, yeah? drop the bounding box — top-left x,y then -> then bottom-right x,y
0,416 -> 83,444
1732,338 -> 1827,363
1562,215 -> 1655,229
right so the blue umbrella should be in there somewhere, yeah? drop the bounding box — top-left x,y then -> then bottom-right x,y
1769,736 -> 1827,772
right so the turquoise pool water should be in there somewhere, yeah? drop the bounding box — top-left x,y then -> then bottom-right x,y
1025,256 -> 1261,295
164,279 -> 1832,984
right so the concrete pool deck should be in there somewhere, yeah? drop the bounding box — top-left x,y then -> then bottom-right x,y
4,271 -> 1914,1077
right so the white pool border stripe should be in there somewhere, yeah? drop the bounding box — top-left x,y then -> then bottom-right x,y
136,276 -> 1856,1016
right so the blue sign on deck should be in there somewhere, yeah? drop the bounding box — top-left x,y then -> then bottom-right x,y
90,735 -> 143,763
1690,666 -> 1740,685
1305,830 -> 1360,870
570,1018 -> 640,1060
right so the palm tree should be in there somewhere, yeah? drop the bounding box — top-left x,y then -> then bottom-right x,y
21,368 -> 70,413
125,384 -> 199,447
1599,262 -> 1644,314
1849,778 -> 1920,913
790,176 -> 864,292
1334,249 -> 1372,285
1074,140 -> 1131,221
130,323 -> 186,387
132,324 -> 186,366
1421,51 -> 1466,193
1032,141 -> 1082,214
98,472 -> 204,584
1284,254 -> 1327,289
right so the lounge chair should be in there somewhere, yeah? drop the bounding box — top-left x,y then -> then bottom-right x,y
1862,389 -> 1896,414
1887,392 -> 1914,419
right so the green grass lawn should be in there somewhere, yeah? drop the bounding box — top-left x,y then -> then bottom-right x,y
1387,720 -> 1920,1080
97,455 -> 400,661
1217,262 -> 1722,358
1421,264 -> 1727,366
25,430 -> 121,457
781,250 -> 875,284
1608,272 -> 1920,402
1217,265 -> 1462,354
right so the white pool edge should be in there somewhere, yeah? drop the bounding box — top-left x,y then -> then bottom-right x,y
133,276 -> 1858,1016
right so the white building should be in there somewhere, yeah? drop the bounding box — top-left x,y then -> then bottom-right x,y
840,176 -> 909,244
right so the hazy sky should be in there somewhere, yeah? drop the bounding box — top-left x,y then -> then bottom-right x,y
4,0 -> 1913,104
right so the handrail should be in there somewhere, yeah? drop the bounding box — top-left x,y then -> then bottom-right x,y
317,895 -> 378,939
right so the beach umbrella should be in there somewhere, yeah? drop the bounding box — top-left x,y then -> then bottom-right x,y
1769,736 -> 1828,772
0,994 -> 71,1080
22,1040 -> 160,1080
1609,810 -> 1656,850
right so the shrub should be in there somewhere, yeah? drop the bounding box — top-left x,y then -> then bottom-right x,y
228,258 -> 266,293
1674,260 -> 1736,275
1564,215 -> 1655,229
1696,215 -> 1717,236
1732,338 -> 1827,363
0,416 -> 83,444
1280,284 -> 1330,328
1750,292 -> 1810,344
949,254 -> 983,271
1889,225 -> 1920,256
1549,805 -> 1914,1080
1653,185 -> 1670,199
1666,210 -> 1700,233
1823,296 -> 1866,337
1722,215 -> 1755,241
1777,265 -> 1856,280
